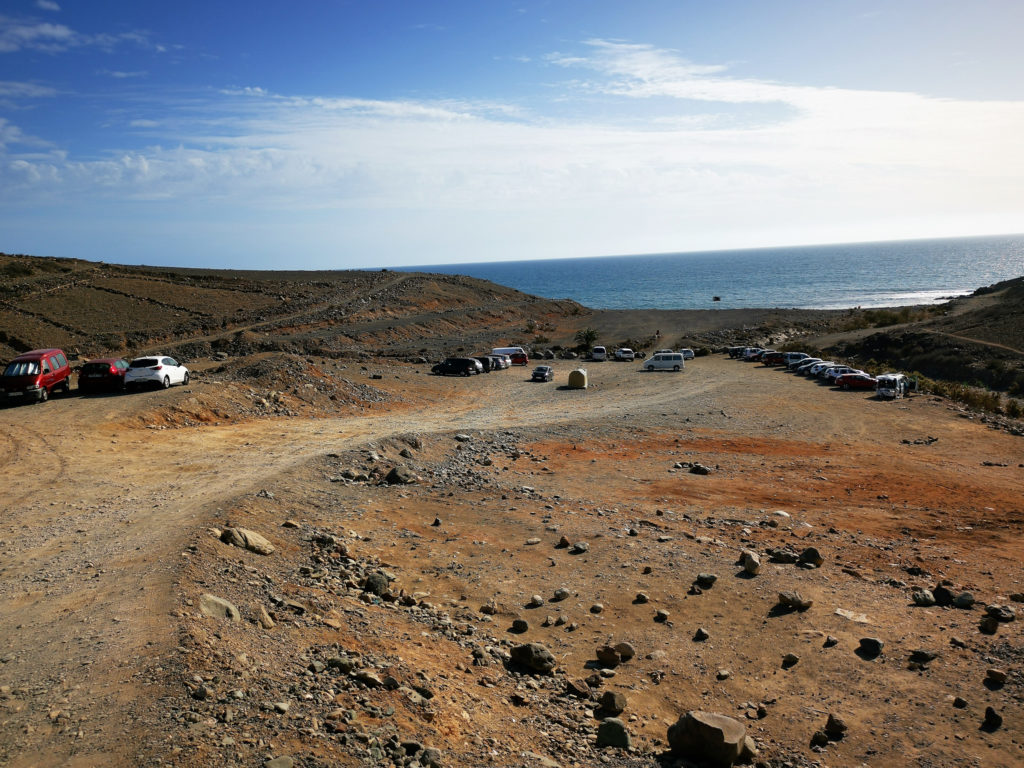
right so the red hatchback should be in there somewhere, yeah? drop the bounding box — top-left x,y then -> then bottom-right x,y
78,357 -> 130,393
836,373 -> 878,390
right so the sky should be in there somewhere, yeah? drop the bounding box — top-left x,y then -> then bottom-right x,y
2,0 -> 1024,270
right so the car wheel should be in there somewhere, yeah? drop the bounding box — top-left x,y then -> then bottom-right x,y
162,375 -> 171,389
61,379 -> 71,394
647,365 -> 654,371
673,365 -> 680,372
38,387 -> 48,403
183,372 -> 190,385
841,383 -> 849,390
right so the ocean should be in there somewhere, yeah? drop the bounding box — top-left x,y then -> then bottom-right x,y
394,235 -> 1024,310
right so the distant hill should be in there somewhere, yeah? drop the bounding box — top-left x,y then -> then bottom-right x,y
0,253 -> 583,362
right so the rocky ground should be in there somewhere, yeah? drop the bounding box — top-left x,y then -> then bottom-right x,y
1,352 -> 1021,768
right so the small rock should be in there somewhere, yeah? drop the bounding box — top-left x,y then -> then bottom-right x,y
798,547 -> 824,567
823,635 -> 839,648
220,527 -> 276,556
983,707 -> 1003,730
782,653 -> 799,669
776,591 -> 813,612
693,627 -> 710,642
667,711 -> 748,764
527,595 -> 544,608
695,573 -> 718,589
716,668 -> 731,680
824,714 -> 848,740
953,696 -> 968,708
986,668 -> 1007,686
590,603 -> 603,614
510,643 -> 557,674
985,604 -> 1016,622
363,572 -> 390,596
909,649 -> 938,666
571,541 -> 589,554
740,551 -> 760,575
552,588 -> 571,601
596,717 -> 631,749
634,592 -> 649,603
199,594 -> 241,622
264,758 -> 294,768
810,730 -> 830,747
978,616 -> 1000,635
859,637 -> 884,659
599,691 -> 627,716
511,618 -> 529,633
654,609 -> 670,623
431,517 -> 441,527
953,592 -> 975,609
912,589 -> 936,607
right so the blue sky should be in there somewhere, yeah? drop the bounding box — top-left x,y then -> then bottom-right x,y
2,1 -> 1023,269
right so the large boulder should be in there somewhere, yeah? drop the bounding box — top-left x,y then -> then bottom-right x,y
220,527 -> 275,555
510,642 -> 557,674
667,711 -> 748,765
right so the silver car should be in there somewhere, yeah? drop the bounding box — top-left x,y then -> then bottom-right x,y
125,355 -> 190,390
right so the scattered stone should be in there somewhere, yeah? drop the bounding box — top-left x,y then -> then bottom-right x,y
596,717 -> 631,749
199,594 -> 241,622
527,595 -> 544,608
824,713 -> 848,740
511,619 -> 529,633
909,649 -> 939,667
264,757 -> 294,768
363,572 -> 390,597
986,604 -> 1016,622
983,707 -> 1003,730
689,463 -> 712,475
776,591 -> 813,612
255,605 -> 275,629
740,550 -> 760,575
932,583 -> 955,606
570,541 -> 589,554
510,643 -> 557,674
953,592 -> 976,609
480,601 -> 497,615
798,547 -> 824,567
667,710 -> 749,765
978,616 -> 999,635
953,696 -> 968,709
824,635 -> 839,648
552,588 -> 570,601
859,637 -> 884,659
556,536 -> 571,549
986,668 -> 1007,686
382,465 -> 419,485
694,627 -> 710,642
613,642 -> 636,661
220,527 -> 276,555
654,609 -> 670,623
599,691 -> 627,716
1010,592 -> 1024,603
634,592 -> 649,603
768,547 -> 799,564
912,589 -> 936,607
810,730 -> 830,747
782,653 -> 799,669
565,678 -> 592,699
431,517 -> 441,527
590,603 -> 603,614
695,573 -> 718,589
716,669 -> 731,680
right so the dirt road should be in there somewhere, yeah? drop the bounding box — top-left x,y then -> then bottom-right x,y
1,355 -> 1021,766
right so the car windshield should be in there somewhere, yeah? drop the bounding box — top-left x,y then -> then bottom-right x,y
130,358 -> 158,368
3,361 -> 40,376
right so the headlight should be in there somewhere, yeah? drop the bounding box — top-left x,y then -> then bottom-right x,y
26,383 -> 41,390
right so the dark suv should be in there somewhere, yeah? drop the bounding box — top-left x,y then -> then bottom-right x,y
0,348 -> 72,404
431,358 -> 483,376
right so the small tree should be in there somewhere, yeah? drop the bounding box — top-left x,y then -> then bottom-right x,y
574,327 -> 599,351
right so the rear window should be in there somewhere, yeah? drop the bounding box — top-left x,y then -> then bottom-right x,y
82,362 -> 109,373
130,358 -> 158,368
4,361 -> 40,376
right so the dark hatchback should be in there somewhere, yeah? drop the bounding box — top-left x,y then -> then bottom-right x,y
78,358 -> 130,393
431,358 -> 483,376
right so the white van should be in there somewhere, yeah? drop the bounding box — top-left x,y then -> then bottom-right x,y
591,346 -> 607,361
644,352 -> 685,372
876,373 -> 909,399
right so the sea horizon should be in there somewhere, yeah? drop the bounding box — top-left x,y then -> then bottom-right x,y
393,233 -> 1024,311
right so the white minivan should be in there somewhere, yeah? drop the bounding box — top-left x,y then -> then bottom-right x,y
591,346 -> 608,361
644,352 -> 685,372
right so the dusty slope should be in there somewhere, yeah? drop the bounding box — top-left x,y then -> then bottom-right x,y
1,355 -> 1021,767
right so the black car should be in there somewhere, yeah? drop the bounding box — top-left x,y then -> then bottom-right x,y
431,357 -> 483,376
78,357 -> 130,393
473,356 -> 495,373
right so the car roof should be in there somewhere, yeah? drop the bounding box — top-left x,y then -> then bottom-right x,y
85,357 -> 124,364
13,348 -> 63,360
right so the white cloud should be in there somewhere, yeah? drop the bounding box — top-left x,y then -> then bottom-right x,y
0,14 -> 155,53
36,1 -> 60,11
2,39 -> 1023,265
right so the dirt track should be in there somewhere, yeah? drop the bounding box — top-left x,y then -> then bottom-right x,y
1,355 -> 1022,767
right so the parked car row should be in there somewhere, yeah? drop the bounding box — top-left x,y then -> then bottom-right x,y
0,348 -> 191,406
728,345 -> 915,398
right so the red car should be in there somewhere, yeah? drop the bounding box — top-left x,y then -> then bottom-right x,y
761,351 -> 786,365
836,372 -> 878,390
78,357 -> 130,393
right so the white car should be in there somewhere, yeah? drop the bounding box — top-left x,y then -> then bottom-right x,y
615,348 -> 635,361
679,348 -> 695,360
125,355 -> 190,390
